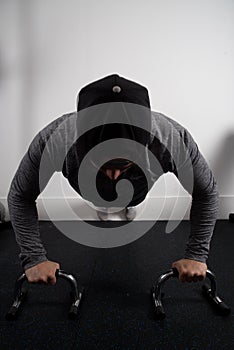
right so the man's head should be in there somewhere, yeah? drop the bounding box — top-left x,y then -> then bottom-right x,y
75,74 -> 152,178
77,73 -> 151,111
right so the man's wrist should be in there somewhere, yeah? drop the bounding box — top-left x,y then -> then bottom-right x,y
22,255 -> 48,271
183,254 -> 207,264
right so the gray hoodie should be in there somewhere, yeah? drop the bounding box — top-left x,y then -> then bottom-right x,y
7,107 -> 219,270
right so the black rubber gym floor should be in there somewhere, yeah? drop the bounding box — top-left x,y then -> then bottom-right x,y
0,220 -> 233,350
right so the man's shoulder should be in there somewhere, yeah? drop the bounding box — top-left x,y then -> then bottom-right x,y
150,111 -> 188,146
27,112 -> 77,157
39,112 -> 77,139
151,111 -> 186,133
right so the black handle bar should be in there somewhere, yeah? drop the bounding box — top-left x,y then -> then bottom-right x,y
152,268 -> 230,319
5,269 -> 84,321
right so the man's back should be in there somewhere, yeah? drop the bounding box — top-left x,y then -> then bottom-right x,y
7,74 -> 218,284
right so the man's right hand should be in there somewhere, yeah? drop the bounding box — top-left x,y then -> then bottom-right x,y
25,260 -> 60,285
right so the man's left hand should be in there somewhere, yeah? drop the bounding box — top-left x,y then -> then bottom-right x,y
172,259 -> 207,283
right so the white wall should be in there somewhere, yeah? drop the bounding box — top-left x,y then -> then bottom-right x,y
1,0 -> 234,220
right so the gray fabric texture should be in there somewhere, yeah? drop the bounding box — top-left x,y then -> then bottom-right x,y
7,111 -> 219,270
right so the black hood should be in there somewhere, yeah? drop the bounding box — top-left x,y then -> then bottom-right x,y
77,74 -> 150,110
76,74 -> 152,165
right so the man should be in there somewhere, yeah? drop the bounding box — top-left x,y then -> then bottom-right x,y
7,74 -> 219,285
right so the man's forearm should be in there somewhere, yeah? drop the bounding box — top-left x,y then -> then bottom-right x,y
184,188 -> 219,263
7,192 -> 48,270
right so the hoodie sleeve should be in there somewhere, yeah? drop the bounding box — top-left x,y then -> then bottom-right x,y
7,131 -> 56,270
174,128 -> 219,263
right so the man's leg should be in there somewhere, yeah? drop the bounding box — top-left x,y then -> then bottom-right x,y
124,188 -> 148,221
95,181 -> 149,221
96,207 -> 109,221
